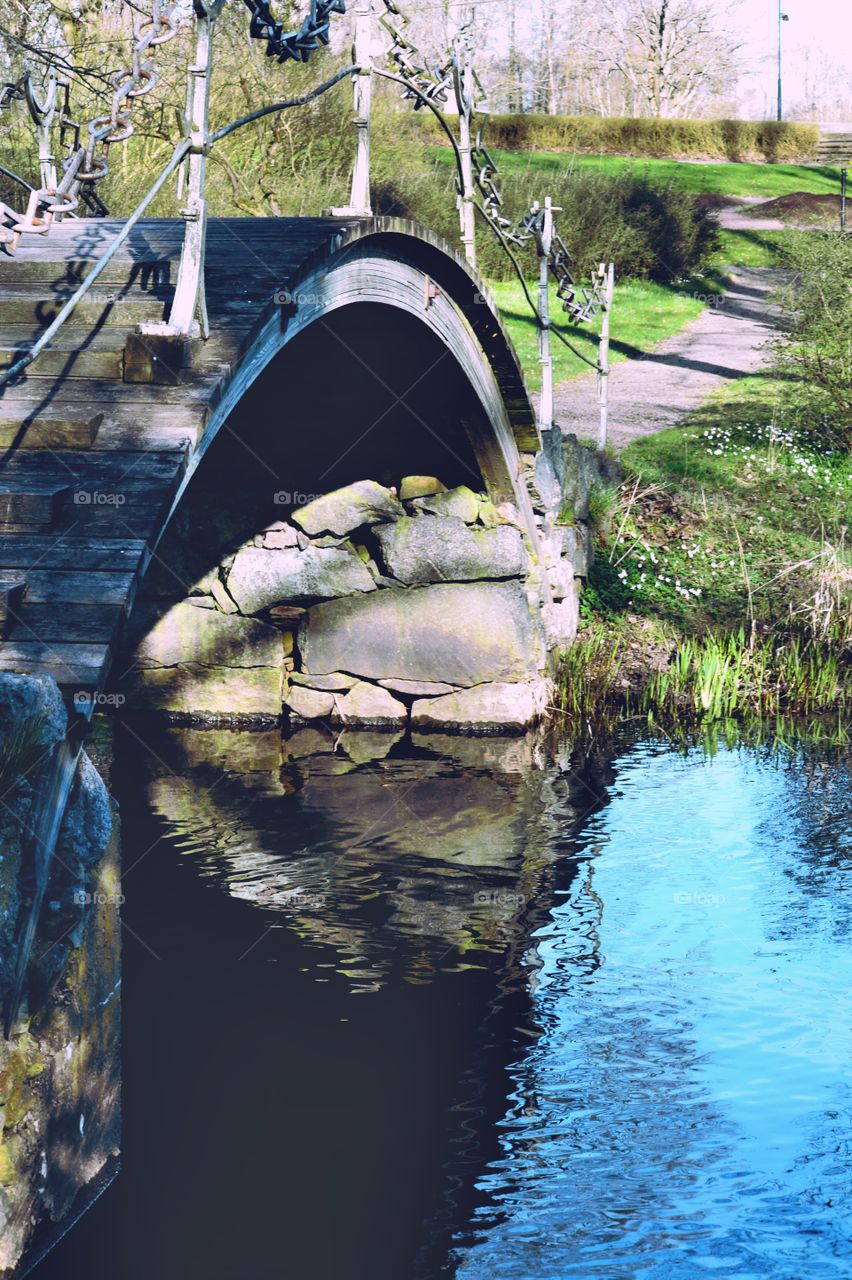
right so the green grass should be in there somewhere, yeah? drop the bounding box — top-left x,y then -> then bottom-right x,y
434,147 -> 843,198
491,277 -> 708,388
560,374 -> 851,724
588,375 -> 852,635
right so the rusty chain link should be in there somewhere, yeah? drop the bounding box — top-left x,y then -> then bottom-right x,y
1,0 -> 180,250
378,0 -> 452,108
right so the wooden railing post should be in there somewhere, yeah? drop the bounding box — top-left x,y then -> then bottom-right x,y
454,35 -> 477,268
350,1 -> 374,216
167,0 -> 216,338
597,262 -> 615,452
330,1 -> 373,217
537,197 -> 555,432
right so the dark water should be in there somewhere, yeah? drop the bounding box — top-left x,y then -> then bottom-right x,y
35,724 -> 851,1280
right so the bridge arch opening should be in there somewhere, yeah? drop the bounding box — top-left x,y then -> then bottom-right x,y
228,300 -> 488,506
141,297 -> 508,597
120,228 -> 573,732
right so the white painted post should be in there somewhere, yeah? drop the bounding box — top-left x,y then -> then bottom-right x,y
349,1 -> 373,216
168,5 -> 213,338
33,82 -> 58,196
537,197 -> 554,432
332,1 -> 374,217
23,73 -> 59,211
456,46 -> 477,268
597,261 -> 615,452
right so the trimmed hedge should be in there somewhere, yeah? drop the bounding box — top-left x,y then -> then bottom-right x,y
414,114 -> 820,163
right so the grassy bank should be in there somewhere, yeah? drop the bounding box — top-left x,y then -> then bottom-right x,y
492,277 -> 710,387
559,374 -> 852,727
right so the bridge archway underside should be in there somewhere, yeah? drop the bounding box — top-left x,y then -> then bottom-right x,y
0,216 -> 539,697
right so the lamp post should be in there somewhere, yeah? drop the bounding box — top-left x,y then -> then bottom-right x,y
777,2 -> 789,122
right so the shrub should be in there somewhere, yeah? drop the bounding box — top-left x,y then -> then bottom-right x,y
773,232 -> 852,451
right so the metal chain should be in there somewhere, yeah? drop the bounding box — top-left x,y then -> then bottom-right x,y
549,230 -> 607,323
1,0 -> 180,249
371,2 -> 603,326
378,0 -> 452,108
468,141 -> 605,323
242,0 -> 347,63
0,77 -> 26,110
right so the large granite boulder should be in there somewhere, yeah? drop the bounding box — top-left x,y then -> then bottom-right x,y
127,602 -> 284,720
292,480 -> 404,536
226,545 -> 376,613
541,595 -> 579,651
0,672 -> 66,750
126,664 -> 283,721
132,600 -> 282,669
300,582 -> 545,687
410,679 -> 552,735
374,515 -> 527,585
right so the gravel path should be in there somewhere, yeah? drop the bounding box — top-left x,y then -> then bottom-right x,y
553,267 -> 789,451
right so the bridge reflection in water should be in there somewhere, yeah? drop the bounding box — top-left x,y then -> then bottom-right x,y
33,720 -> 600,1280
33,726 -> 852,1280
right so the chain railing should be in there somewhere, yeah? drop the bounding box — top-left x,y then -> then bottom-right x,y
0,0 -> 181,250
242,0 -> 346,63
0,0 -> 355,362
378,0 -> 452,109
0,0 -> 615,438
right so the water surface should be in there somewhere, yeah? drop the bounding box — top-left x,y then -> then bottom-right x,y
36,725 -> 851,1280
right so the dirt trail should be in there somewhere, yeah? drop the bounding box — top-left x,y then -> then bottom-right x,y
553,267 -> 789,451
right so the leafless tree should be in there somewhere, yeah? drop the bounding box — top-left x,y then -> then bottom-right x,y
598,0 -> 741,118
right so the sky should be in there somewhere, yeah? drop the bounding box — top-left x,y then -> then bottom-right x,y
714,0 -> 852,119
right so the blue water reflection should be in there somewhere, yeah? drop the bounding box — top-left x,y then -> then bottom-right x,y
456,743 -> 852,1280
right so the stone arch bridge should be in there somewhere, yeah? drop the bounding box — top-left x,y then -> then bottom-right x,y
0,214 -> 592,731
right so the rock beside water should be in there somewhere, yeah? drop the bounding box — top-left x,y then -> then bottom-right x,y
331,681 -> 407,729
410,680 -> 552,735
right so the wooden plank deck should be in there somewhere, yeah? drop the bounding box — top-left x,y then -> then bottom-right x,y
0,216 -> 360,696
0,215 -> 537,700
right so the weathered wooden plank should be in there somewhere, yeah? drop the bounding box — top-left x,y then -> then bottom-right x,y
78,419 -> 200,451
0,345 -> 124,380
52,502 -> 169,541
0,641 -> 110,689
0,368 -> 227,405
0,570 -> 136,605
0,414 -> 102,449
0,448 -> 187,481
0,534 -> 146,570
1,259 -> 174,287
0,287 -> 169,328
4,601 -> 123,644
0,405 -> 206,449
0,482 -> 68,532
